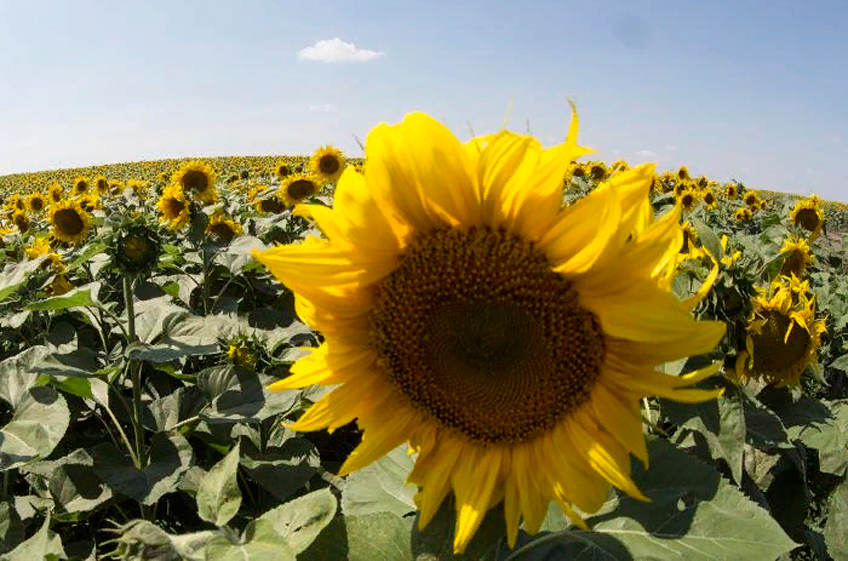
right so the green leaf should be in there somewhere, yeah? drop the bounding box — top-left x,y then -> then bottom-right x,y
823,476 -> 848,560
256,487 -> 337,554
1,384 -> 70,472
106,519 -> 216,561
215,236 -> 266,274
342,445 -> 418,518
25,283 -> 98,311
302,512 -> 414,561
198,366 -> 299,424
197,441 -> 243,527
145,386 -> 206,432
204,519 -> 296,561
0,511 -> 65,561
828,352 -> 848,373
91,433 -> 195,505
787,399 -> 848,476
0,501 -> 25,555
22,448 -> 113,514
533,438 -> 798,561
239,436 -> 320,503
64,241 -> 107,273
692,217 -> 722,262
412,495 -> 507,561
0,257 -> 49,302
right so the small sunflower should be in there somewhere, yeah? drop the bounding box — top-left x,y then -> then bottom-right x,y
110,223 -> 162,276
8,193 -> 26,212
206,213 -> 243,244
253,108 -> 725,554
610,159 -> 630,174
744,191 -> 760,208
734,276 -> 827,388
725,183 -> 738,199
172,160 -> 218,204
48,182 -> 64,203
696,176 -> 709,189
156,184 -> 191,230
736,207 -> 753,221
677,165 -> 690,181
76,192 -> 101,212
275,161 -> 292,178
50,275 -> 74,296
310,145 -> 347,183
280,174 -> 320,206
26,236 -> 52,258
571,164 -> 587,179
73,176 -> 90,195
13,210 -> 30,233
789,195 -> 825,240
27,191 -> 47,214
95,175 -> 109,195
674,178 -> 694,198
589,161 -> 607,181
701,189 -> 717,209
779,235 -> 813,277
49,200 -> 92,245
255,192 -> 286,214
226,339 -> 258,369
677,187 -> 700,212
128,179 -> 151,200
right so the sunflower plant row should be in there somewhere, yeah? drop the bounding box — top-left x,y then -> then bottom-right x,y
0,111 -> 845,561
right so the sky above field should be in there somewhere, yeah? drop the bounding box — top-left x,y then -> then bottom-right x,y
1,0 -> 846,201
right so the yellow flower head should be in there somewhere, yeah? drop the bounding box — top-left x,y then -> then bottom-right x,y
279,174 -> 320,206
677,186 -> 700,212
73,176 -> 90,195
310,145 -> 347,183
253,106 -> 725,554
701,188 -> 717,209
49,199 -> 92,245
720,235 -> 742,268
677,165 -> 690,181
275,161 -> 292,178
12,210 -> 30,233
48,181 -> 64,203
734,276 -> 827,388
27,191 -> 47,214
172,160 -> 218,204
206,213 -> 243,244
736,207 -> 753,221
95,175 -> 109,195
789,195 -> 825,240
779,235 -> 813,277
725,183 -> 738,199
744,191 -> 760,208
589,161 -> 607,181
26,236 -> 51,258
156,184 -> 191,230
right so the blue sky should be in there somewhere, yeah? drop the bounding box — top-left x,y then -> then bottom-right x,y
1,0 -> 846,201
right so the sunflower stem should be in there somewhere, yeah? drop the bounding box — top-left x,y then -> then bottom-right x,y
122,277 -> 146,467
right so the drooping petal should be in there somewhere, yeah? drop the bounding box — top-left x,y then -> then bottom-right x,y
453,447 -> 504,554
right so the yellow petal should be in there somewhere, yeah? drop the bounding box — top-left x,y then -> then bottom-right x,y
338,404 -> 418,475
453,447 -> 504,555
512,444 -> 550,535
590,384 -> 649,466
477,131 -> 539,227
411,441 -> 462,530
266,342 -> 374,391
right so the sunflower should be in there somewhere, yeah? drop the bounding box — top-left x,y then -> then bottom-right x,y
226,340 -> 258,369
206,213 -> 243,244
8,193 -> 26,212
27,191 -> 47,214
156,184 -> 191,230
571,164 -> 587,179
680,223 -> 699,255
49,200 -> 92,245
76,192 -> 101,212
127,179 -> 150,200
677,165 -> 690,181
95,175 -> 109,195
677,187 -> 700,212
275,161 -> 292,178
701,189 -> 717,209
779,235 -> 813,277
111,223 -> 163,276
26,236 -> 52,259
734,276 -> 826,388
280,174 -> 320,206
744,191 -> 760,208
673,178 -> 694,198
696,176 -> 709,189
789,195 -> 825,240
12,210 -> 30,233
310,145 -> 347,183
720,235 -> 742,268
736,208 -> 753,221
48,182 -> 64,203
253,109 -> 725,553
589,161 -> 607,181
73,176 -> 90,195
610,159 -> 629,174
50,275 -> 74,296
255,192 -> 286,214
172,160 -> 218,204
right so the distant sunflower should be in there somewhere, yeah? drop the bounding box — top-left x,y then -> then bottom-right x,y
49,200 -> 92,245
789,195 -> 825,240
76,192 -> 101,212
172,160 -> 218,204
674,179 -> 694,198
725,183 -> 738,199
275,161 -> 291,178
128,179 -> 150,200
744,191 -> 760,208
27,191 -> 47,214
49,182 -> 64,203
734,276 -> 827,388
680,223 -> 700,255
280,174 -> 320,206
255,193 -> 286,214
156,184 -> 191,230
253,108 -> 725,554
677,187 -> 699,212
736,208 -> 753,221
571,164 -> 587,179
702,189 -> 717,209
610,159 -> 630,174
696,176 -> 709,188
13,210 -> 29,233
25,236 -> 52,258
310,145 -> 347,183
95,175 -> 109,195
779,236 -> 813,277
73,176 -> 90,195
589,161 -> 607,181
677,165 -> 690,181
206,213 -> 243,244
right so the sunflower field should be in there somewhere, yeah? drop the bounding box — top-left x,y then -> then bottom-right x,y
0,112 -> 847,561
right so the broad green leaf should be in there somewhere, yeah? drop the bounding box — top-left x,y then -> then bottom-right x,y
198,366 -> 299,424
303,512 -> 414,561
692,217 -> 722,262
131,296 -> 190,344
823,477 -> 848,560
0,385 -> 70,472
25,283 -> 98,311
256,487 -> 337,554
786,399 -> 848,476
239,436 -> 319,503
0,511 -> 65,561
107,519 -> 216,561
0,502 -> 25,555
204,519 -> 296,561
828,352 -> 848,373
342,444 -> 418,517
197,442 -> 242,527
215,235 -> 266,273
64,241 -> 107,272
145,386 -> 206,432
91,433 -> 195,505
412,495 -> 507,561
0,257 -> 49,302
22,448 -> 112,514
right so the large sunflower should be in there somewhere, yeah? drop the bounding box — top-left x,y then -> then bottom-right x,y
49,199 -> 92,245
280,174 -> 320,206
734,276 -> 826,388
789,195 -> 825,240
309,145 -> 347,183
171,160 -> 218,204
253,109 -> 726,553
156,184 -> 191,230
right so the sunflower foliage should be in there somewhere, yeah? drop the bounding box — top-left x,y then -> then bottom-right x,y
0,127 -> 844,561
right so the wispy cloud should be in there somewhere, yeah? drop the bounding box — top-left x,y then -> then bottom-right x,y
634,149 -> 657,158
298,38 -> 384,63
308,103 -> 338,113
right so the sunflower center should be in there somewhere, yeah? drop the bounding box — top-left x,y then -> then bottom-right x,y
795,208 -> 821,232
751,312 -> 811,374
287,179 -> 316,201
259,197 -> 284,214
180,170 -> 209,193
210,222 -> 236,243
31,198 -> 44,211
123,237 -> 147,261
369,226 -> 606,445
54,209 -> 84,236
164,197 -> 186,216
780,250 -> 807,277
76,182 -> 88,193
318,155 -> 341,176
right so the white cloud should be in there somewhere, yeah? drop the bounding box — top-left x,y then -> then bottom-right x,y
298,38 -> 384,63
309,103 -> 338,113
634,149 -> 657,158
